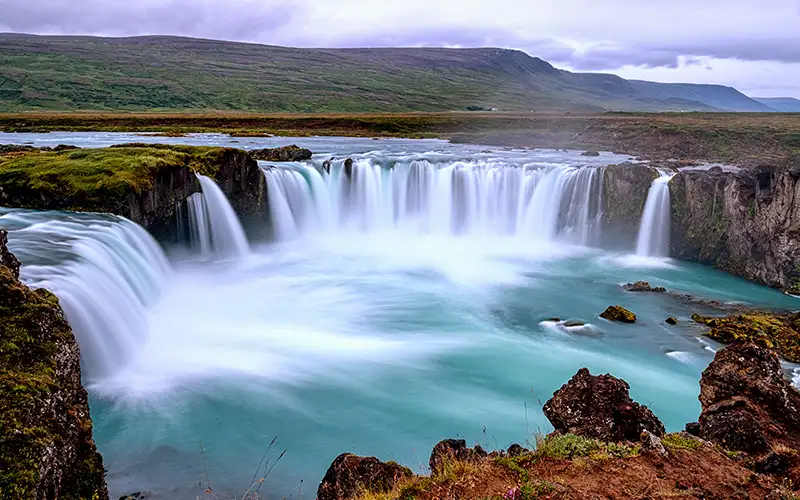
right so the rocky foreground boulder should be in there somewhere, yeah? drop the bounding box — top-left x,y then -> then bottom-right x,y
429,439 -> 487,474
317,453 -> 412,500
542,367 -> 664,441
0,230 -> 108,499
698,341 -> 800,454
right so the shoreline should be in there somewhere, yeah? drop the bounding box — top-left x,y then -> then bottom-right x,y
1,112 -> 799,169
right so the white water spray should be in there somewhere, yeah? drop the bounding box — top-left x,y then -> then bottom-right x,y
636,170 -> 676,257
189,175 -> 250,257
260,159 -> 606,245
2,212 -> 172,379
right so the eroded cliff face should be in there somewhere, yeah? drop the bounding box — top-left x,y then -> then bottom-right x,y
670,167 -> 800,291
147,148 -> 267,242
0,229 -> 109,500
602,163 -> 657,249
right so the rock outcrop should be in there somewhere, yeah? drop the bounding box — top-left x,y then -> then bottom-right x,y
429,439 -> 487,474
0,229 -> 109,499
0,228 -> 20,278
542,367 -> 665,442
626,281 -> 666,293
250,145 -> 312,162
602,163 -> 658,249
600,305 -> 637,323
698,342 -> 800,453
670,166 -> 800,292
691,312 -> 800,363
317,453 -> 412,500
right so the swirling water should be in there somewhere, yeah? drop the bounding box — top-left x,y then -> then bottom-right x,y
1,133 -> 798,499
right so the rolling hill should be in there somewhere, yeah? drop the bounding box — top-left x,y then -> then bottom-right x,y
0,33 -> 773,113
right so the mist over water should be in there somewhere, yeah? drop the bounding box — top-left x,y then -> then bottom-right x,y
2,134 -> 798,499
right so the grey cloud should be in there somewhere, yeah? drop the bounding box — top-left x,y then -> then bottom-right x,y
2,0 -> 799,73
0,0 -> 295,40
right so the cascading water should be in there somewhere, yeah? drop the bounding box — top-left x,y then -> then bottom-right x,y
188,175 -> 250,257
6,136 -> 800,500
0,209 -> 172,379
636,170 -> 677,257
260,158 -> 606,245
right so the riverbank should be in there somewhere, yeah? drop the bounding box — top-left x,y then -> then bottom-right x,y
1,112 -> 798,168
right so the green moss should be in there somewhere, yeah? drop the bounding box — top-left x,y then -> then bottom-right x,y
0,144 -> 236,213
0,266 -> 106,499
692,312 -> 800,363
534,433 -> 639,460
661,433 -> 701,451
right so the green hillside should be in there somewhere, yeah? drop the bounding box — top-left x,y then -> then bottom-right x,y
0,33 -> 765,113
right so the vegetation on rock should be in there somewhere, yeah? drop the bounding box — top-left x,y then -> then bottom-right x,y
0,145 -> 227,211
692,312 -> 800,362
0,229 -> 108,499
600,305 -> 637,323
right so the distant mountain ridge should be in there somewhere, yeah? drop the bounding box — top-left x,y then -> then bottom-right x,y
754,97 -> 800,112
0,33 -> 778,113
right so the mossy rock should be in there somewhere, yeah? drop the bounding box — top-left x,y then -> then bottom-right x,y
0,232 -> 108,499
692,312 -> 800,363
600,305 -> 637,323
0,144 -> 238,213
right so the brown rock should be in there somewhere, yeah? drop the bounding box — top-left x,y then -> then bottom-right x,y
666,317 -> 678,325
0,229 -> 20,279
600,305 -> 637,323
640,430 -> 667,457
581,150 -> 600,157
429,439 -> 487,474
626,281 -> 666,293
317,453 -> 412,500
249,145 -> 312,162
542,368 -> 664,442
699,342 -> 800,453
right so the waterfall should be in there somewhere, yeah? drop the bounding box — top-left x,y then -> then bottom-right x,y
0,210 -> 172,380
188,175 -> 250,258
636,170 -> 676,257
260,159 -> 606,245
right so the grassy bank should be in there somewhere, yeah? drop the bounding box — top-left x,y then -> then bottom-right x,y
0,144 -> 231,212
1,112 -> 799,167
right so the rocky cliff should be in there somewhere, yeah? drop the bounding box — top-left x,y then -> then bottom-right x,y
602,162 -> 657,249
0,229 -> 109,499
670,166 -> 800,292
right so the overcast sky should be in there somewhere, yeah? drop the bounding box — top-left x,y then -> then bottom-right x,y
2,0 -> 799,98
